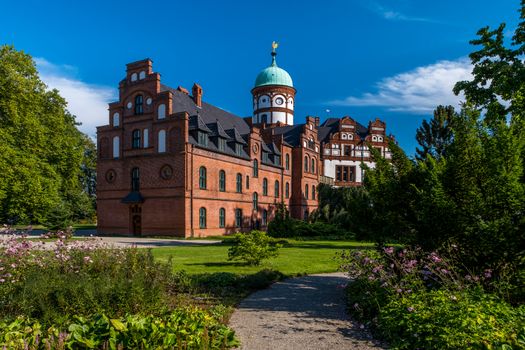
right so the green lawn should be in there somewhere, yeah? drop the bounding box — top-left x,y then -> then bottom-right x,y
153,240 -> 373,276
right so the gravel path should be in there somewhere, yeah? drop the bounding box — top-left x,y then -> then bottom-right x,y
229,272 -> 387,350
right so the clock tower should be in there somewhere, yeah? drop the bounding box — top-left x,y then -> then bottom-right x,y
252,42 -> 296,126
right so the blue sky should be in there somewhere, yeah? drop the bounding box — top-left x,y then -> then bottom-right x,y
1,0 -> 520,155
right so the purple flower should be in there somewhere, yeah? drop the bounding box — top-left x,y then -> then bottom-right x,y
407,307 -> 415,312
483,269 -> 492,279
384,247 -> 394,255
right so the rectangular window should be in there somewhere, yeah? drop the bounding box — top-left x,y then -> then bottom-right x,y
336,166 -> 342,181
235,143 -> 243,156
246,175 -> 250,189
350,166 -> 356,182
235,209 -> 243,228
218,138 -> 226,152
198,132 -> 208,146
262,152 -> 269,163
343,167 -> 349,182
274,155 -> 280,165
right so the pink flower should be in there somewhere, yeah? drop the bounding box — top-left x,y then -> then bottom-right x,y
383,247 -> 394,255
407,307 -> 415,312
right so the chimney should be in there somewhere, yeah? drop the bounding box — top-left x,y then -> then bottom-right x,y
314,117 -> 320,127
192,83 -> 203,107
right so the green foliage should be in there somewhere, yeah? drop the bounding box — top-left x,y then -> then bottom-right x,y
0,309 -> 239,350
227,230 -> 281,266
415,105 -> 455,161
379,289 -> 525,350
268,201 -> 353,239
0,243 -> 174,326
342,247 -> 525,349
0,45 -> 95,225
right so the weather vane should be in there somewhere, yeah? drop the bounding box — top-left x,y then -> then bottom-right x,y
272,41 -> 279,53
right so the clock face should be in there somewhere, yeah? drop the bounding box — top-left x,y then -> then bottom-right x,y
275,97 -> 284,105
126,102 -> 132,109
146,98 -> 153,105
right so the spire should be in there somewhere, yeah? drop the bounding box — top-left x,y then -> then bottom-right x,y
271,41 -> 278,66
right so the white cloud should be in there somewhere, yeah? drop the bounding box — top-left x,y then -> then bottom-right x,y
34,58 -> 116,137
332,58 -> 473,113
373,3 -> 434,23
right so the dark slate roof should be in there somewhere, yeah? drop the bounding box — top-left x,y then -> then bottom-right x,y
206,120 -> 230,139
261,142 -> 272,153
189,115 -> 212,133
269,142 -> 281,155
318,117 -> 369,142
226,127 -> 247,144
272,124 -> 304,147
161,85 -> 250,134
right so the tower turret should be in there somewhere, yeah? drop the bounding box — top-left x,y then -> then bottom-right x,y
252,42 -> 296,126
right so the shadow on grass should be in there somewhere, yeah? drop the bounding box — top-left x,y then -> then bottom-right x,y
184,261 -> 248,267
285,243 -> 374,250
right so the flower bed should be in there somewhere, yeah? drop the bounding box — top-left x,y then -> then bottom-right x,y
0,231 -> 239,349
340,247 -> 525,349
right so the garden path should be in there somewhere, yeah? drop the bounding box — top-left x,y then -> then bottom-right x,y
229,272 -> 386,350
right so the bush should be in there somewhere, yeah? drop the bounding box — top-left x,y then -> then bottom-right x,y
379,289 -> 525,349
340,246 -> 525,349
227,230 -> 281,266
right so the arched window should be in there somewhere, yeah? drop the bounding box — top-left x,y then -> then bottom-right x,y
305,184 -> 309,200
312,185 -> 316,200
219,170 -> 226,192
112,136 -> 120,159
131,167 -> 140,191
132,129 -> 141,149
139,71 -> 146,80
253,159 -> 259,178
261,114 -> 268,124
246,175 -> 250,189
235,209 -> 243,228
274,180 -> 280,197
158,104 -> 166,119
131,73 -> 138,82
113,112 -> 120,127
199,166 -> 207,189
262,209 -> 268,226
158,130 -> 166,153
285,154 -> 290,170
285,182 -> 290,198
236,173 -> 242,193
252,192 -> 258,210
263,178 -> 268,196
304,156 -> 309,172
134,95 -> 143,115
199,207 -> 206,229
311,158 -> 316,173
143,129 -> 149,148
219,208 -> 226,228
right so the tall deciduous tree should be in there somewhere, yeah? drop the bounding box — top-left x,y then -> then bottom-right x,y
0,45 -> 95,225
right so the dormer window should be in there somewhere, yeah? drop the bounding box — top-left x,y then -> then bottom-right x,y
235,143 -> 243,156
134,95 -> 143,115
218,138 -> 226,152
262,151 -> 269,163
274,155 -> 281,166
198,131 -> 208,146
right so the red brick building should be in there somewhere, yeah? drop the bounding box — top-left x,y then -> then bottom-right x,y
96,48 -> 392,237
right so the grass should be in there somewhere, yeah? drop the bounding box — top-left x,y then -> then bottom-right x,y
153,240 -> 373,276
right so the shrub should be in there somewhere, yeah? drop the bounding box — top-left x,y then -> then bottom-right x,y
340,246 -> 525,349
379,289 -> 525,349
227,230 -> 281,266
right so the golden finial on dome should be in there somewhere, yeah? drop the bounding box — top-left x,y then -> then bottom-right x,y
272,41 -> 279,53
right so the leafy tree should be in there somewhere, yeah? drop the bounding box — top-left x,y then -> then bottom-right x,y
0,45 -> 96,225
415,105 -> 455,161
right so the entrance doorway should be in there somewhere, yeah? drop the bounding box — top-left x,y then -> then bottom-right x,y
130,205 -> 142,236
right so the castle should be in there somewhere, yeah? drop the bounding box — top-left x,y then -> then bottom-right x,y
96,46 -> 393,237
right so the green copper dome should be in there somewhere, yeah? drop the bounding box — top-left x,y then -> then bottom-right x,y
254,53 -> 293,88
